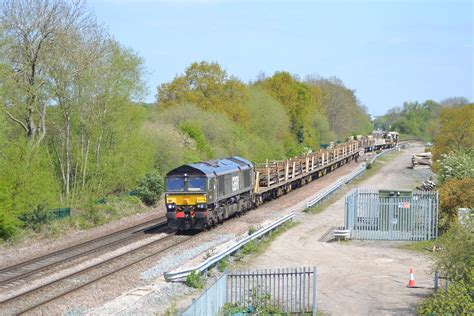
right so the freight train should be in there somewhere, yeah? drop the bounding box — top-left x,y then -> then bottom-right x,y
165,131 -> 398,231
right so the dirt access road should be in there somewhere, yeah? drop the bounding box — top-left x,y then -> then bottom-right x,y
244,143 -> 434,316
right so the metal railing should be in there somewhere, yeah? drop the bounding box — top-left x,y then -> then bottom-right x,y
228,267 -> 317,314
181,267 -> 317,316
164,212 -> 295,282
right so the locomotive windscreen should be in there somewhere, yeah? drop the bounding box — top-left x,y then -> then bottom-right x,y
188,177 -> 206,191
166,176 -> 207,192
166,177 -> 185,191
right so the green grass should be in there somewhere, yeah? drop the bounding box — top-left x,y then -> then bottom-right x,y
399,239 -> 439,254
185,270 -> 205,289
232,221 -> 299,266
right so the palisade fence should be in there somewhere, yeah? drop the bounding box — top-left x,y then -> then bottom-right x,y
345,188 -> 438,240
181,267 -> 317,316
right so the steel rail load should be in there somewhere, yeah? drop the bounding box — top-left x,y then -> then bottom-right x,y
165,131 -> 399,231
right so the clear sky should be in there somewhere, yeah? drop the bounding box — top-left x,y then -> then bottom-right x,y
89,0 -> 473,115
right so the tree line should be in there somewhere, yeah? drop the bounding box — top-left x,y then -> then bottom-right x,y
374,97 -> 471,141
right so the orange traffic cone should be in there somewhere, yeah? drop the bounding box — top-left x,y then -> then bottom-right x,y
407,268 -> 416,287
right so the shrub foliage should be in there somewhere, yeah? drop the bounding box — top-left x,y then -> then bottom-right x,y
135,172 -> 164,206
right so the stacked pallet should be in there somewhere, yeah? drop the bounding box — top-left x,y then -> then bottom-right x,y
412,152 -> 432,169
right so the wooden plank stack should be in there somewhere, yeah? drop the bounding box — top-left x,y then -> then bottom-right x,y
412,152 -> 432,169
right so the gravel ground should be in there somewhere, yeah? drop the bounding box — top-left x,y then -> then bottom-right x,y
240,142 -> 435,315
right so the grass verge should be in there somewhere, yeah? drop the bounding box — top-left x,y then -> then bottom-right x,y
398,239 -> 439,254
232,221 -> 299,266
3,195 -> 149,246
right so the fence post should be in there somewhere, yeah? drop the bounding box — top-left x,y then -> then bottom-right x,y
434,271 -> 438,291
312,266 -> 317,316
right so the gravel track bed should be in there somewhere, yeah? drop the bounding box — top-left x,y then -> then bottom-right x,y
0,230 -> 171,302
0,219 -> 166,292
2,232 -> 187,315
0,206 -> 167,270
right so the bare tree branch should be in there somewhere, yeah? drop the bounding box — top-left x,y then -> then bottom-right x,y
4,109 -> 28,132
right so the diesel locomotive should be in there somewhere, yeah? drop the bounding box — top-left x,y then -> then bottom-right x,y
165,131 -> 398,231
165,156 -> 254,230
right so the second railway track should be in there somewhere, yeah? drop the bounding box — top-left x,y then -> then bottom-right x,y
0,216 -> 167,289
0,231 -> 192,315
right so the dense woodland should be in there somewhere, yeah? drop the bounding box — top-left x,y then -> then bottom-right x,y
0,0 -> 472,254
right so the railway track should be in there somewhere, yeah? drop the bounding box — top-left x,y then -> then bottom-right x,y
0,231 -> 192,315
0,216 -> 166,291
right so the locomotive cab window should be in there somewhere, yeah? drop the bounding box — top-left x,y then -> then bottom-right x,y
166,177 -> 185,191
188,177 -> 206,191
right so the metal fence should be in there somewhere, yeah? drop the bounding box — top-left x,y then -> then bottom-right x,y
181,267 -> 317,316
228,267 -> 317,314
181,272 -> 228,316
345,188 -> 438,240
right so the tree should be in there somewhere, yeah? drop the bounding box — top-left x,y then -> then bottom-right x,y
305,76 -> 371,139
47,41 -> 149,203
0,0 -> 93,148
260,72 -> 314,145
433,105 -> 474,160
157,61 -> 249,123
440,97 -> 470,108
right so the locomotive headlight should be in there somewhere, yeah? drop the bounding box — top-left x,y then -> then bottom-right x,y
167,203 -> 176,209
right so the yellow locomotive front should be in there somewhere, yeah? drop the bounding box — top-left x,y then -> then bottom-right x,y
165,175 -> 209,230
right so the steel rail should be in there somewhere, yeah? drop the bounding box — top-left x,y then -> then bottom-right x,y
0,216 -> 166,287
2,231 -> 191,315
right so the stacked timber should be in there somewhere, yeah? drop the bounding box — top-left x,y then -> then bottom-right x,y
412,152 -> 432,169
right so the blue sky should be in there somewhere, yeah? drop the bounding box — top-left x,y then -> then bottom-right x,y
89,0 -> 473,115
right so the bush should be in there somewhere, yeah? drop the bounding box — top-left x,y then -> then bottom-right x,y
185,270 -> 205,289
418,220 -> 474,315
417,281 -> 474,315
20,204 -> 54,232
434,221 -> 474,284
241,240 -> 258,254
135,171 -> 164,205
438,178 -> 474,227
0,212 -> 19,241
79,205 -> 105,228
437,150 -> 474,183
